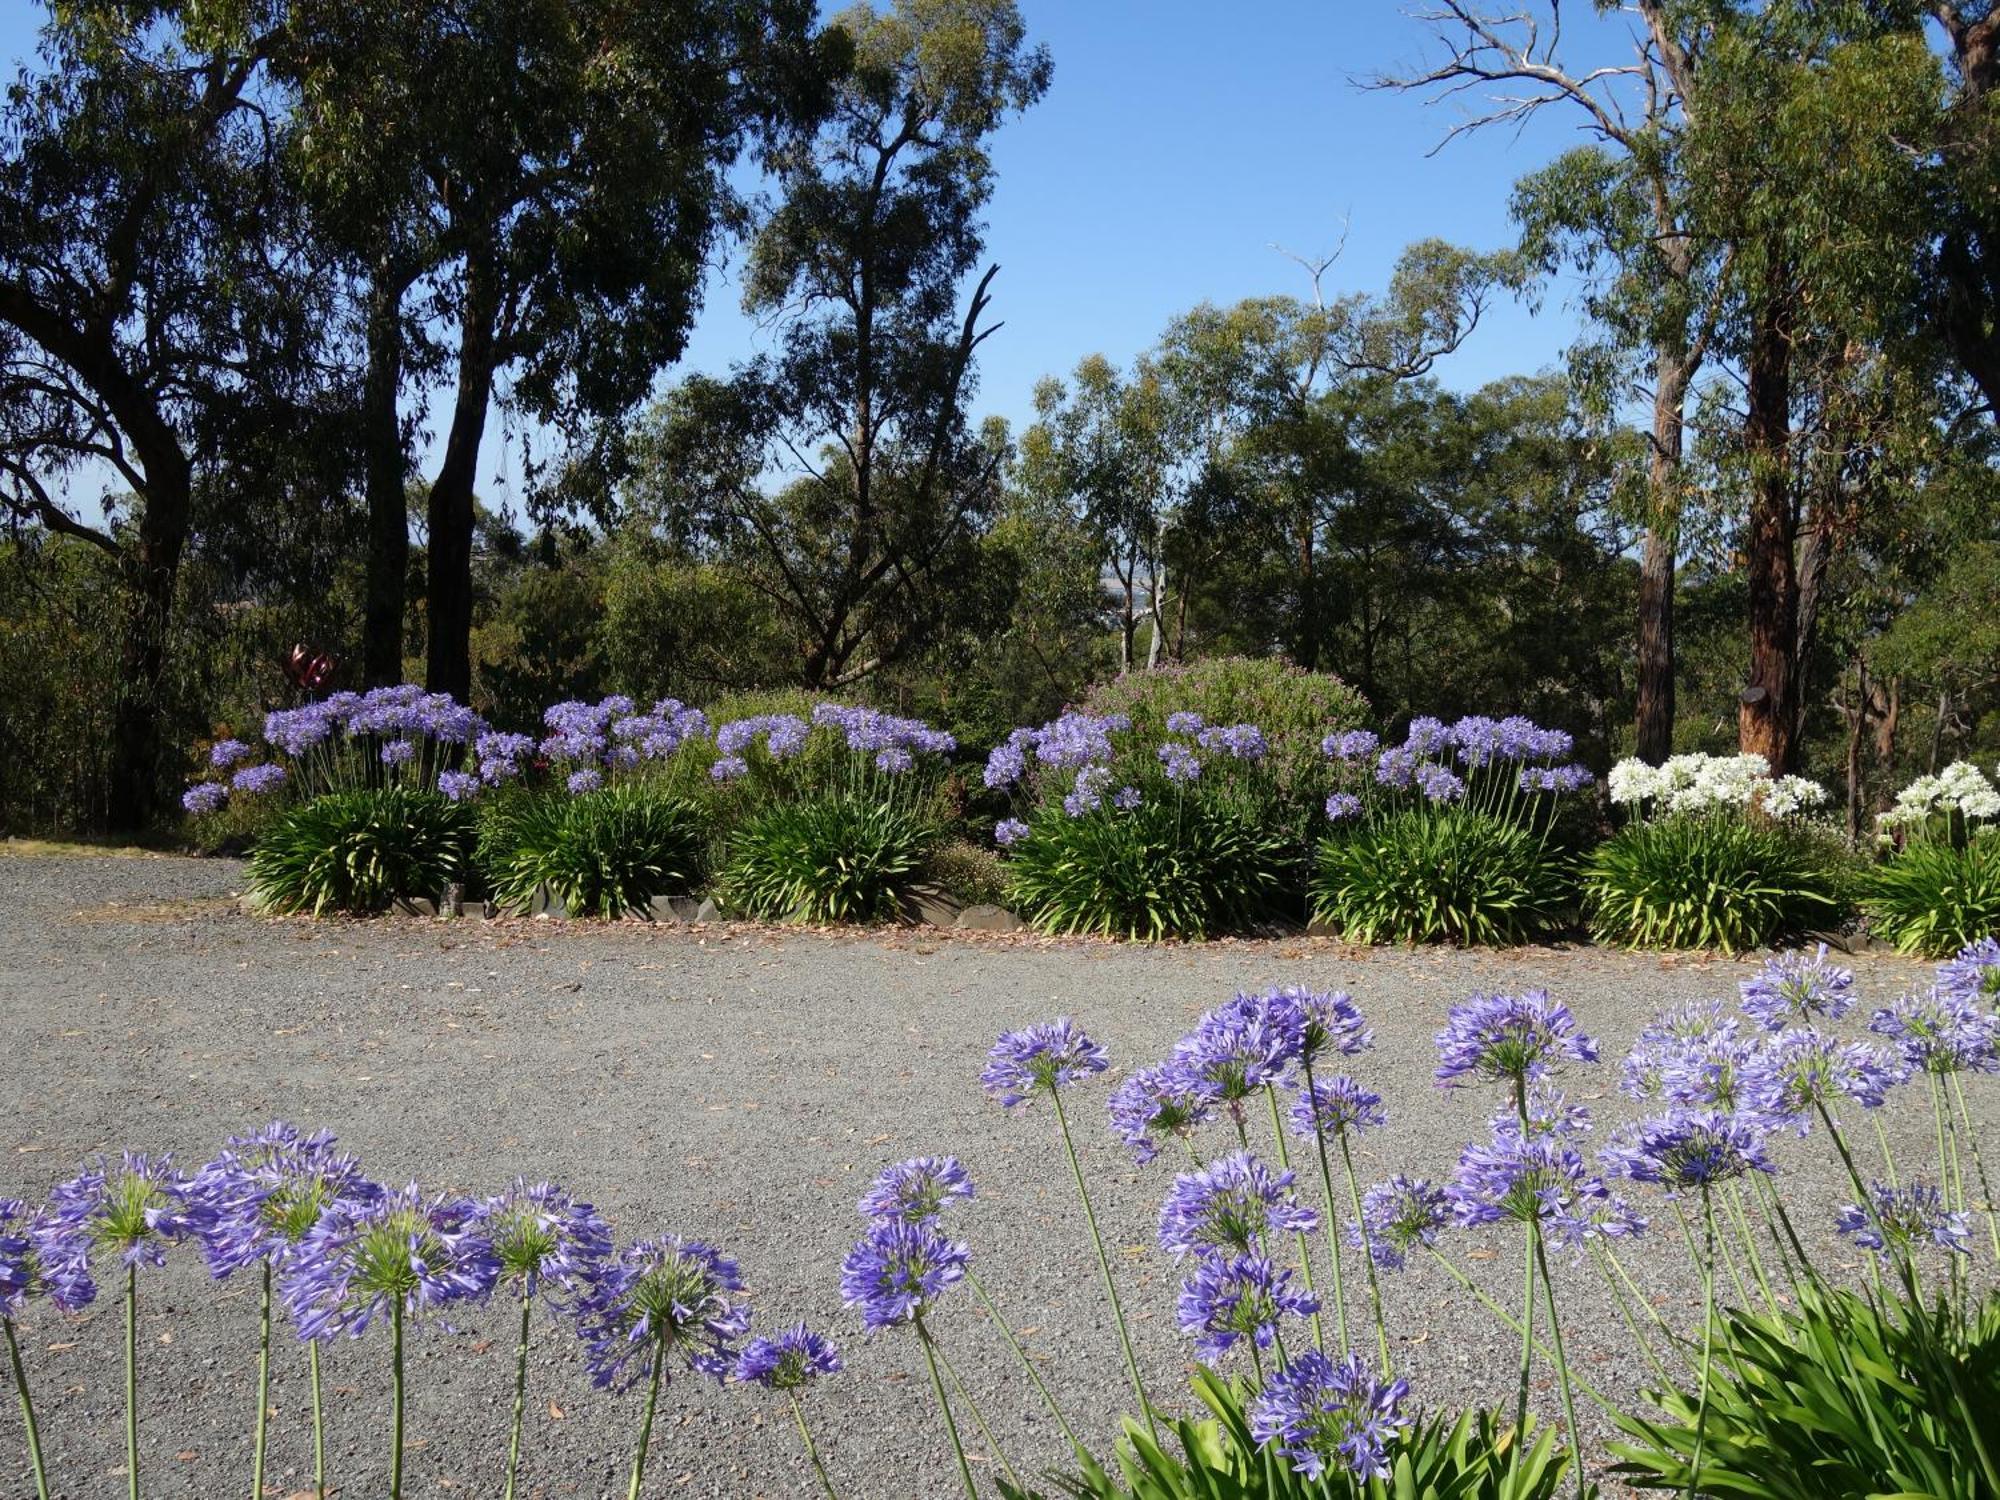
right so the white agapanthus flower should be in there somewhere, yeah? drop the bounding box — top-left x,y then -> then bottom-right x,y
1608,752 -> 1825,820
1879,761 -> 2000,829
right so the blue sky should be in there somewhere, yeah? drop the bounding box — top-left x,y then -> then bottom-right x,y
4,2 -> 1606,504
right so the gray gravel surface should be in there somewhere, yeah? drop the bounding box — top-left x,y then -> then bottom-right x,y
0,849 -> 1985,1499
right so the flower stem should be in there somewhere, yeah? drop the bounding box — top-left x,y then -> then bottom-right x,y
963,1268 -> 1082,1451
1050,1089 -> 1156,1441
1687,1189 -> 1718,1500
390,1294 -> 406,1500
1337,1133 -> 1391,1374
1426,1249 -> 1613,1412
1589,1247 -> 1674,1387
916,1315 -> 980,1500
4,1318 -> 49,1500
124,1262 -> 139,1500
934,1332 -> 1022,1494
1532,1228 -> 1587,1500
1948,1073 -> 2000,1261
309,1340 -> 326,1500
1513,1219 -> 1537,1462
624,1337 -> 664,1500
503,1291 -> 531,1500
251,1261 -> 272,1500
789,1392 -> 840,1500
1264,1082 -> 1328,1351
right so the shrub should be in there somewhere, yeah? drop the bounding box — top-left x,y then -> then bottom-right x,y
1584,815 -> 1844,952
1864,832 -> 2000,957
719,793 -> 933,923
1312,806 -> 1573,946
1612,1282 -> 2000,1500
922,837 -> 1008,908
246,788 -> 476,915
1005,796 -> 1287,940
479,785 -> 704,919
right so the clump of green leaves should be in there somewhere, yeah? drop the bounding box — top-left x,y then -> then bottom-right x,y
1006,799 -> 1287,941
1612,1282 -> 2000,1500
1312,807 -> 1572,946
1863,833 -> 2000,958
719,794 -> 933,924
480,785 -> 704,919
247,788 -> 476,916
1584,815 -> 1844,953
923,837 -> 1009,908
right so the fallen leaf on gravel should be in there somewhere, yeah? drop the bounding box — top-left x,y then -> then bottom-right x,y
1466,1248 -> 1496,1261
175,1451 -> 198,1461
158,1332 -> 173,1344
46,1341 -> 76,1351
469,1339 -> 492,1355
548,1401 -> 566,1420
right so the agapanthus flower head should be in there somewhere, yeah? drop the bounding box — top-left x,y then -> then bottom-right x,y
380,738 -> 417,767
1291,1076 -> 1386,1140
0,1199 -> 95,1315
1744,1027 -> 1902,1132
474,1180 -> 612,1299
181,781 -> 229,815
1322,728 -> 1379,762
1107,1063 -> 1214,1165
1287,987 -> 1372,1064
1196,722 -> 1267,762
574,1236 -> 749,1389
875,747 -> 914,774
1494,1086 -> 1591,1142
1836,1181 -> 1969,1257
983,739 -> 1028,790
1028,711 -> 1125,770
981,1017 -> 1109,1109
1602,1110 -> 1775,1192
993,817 -> 1030,847
1159,742 -> 1202,783
437,770 -> 478,802
1112,784 -> 1143,810
1158,1151 -> 1317,1258
43,1153 -> 206,1270
838,1218 -> 970,1332
734,1322 -> 842,1391
1622,1001 -> 1745,1100
281,1184 -> 497,1341
1414,762 -> 1466,804
566,768 -> 603,795
1064,763 -> 1113,816
209,738 -> 252,768
1173,991 -> 1307,1105
1348,1176 -> 1448,1271
1938,938 -> 2000,1003
1374,748 -> 1416,790
1446,1121 -> 1605,1235
1434,989 -> 1598,1089
1176,1252 -> 1318,1363
1166,711 -> 1206,736
1869,986 -> 1999,1077
1250,1349 -> 1411,1481
1404,717 -> 1449,755
1739,944 -> 1855,1030
189,1121 -> 379,1279
231,763 -> 288,795
857,1157 -> 975,1227
1324,792 -> 1363,822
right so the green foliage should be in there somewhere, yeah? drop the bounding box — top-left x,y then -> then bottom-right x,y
1863,833 -> 2000,957
1006,798 -> 1287,940
247,788 -> 476,916
1003,1368 -> 1575,1500
1584,815 -> 1845,953
719,793 -> 933,924
1312,807 -> 1573,946
1612,1282 -> 2000,1500
479,785 -> 704,919
922,837 -> 1008,907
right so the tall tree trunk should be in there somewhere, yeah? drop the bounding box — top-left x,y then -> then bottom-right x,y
361,265 -> 410,687
1843,658 -> 1867,846
107,451 -> 192,833
1635,343 -> 1691,763
1738,276 -> 1799,771
424,252 -> 500,704
1292,508 -> 1317,671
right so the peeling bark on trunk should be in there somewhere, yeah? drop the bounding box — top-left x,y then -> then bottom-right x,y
1636,344 -> 1691,763
1738,277 -> 1800,772
361,265 -> 410,687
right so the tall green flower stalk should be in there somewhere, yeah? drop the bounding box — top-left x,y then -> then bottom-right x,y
1686,1188 -> 1719,1500
916,1314 -> 980,1500
1264,1083 -> 1328,1349
2,1316 -> 49,1500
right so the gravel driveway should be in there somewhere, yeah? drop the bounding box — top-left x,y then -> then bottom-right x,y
0,849 -> 1980,1499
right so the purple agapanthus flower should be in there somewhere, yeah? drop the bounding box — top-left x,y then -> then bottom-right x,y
1870,986 -> 1999,1076
42,1153 -> 207,1271
1373,748 -> 1417,790
379,738 -> 417,767
1324,792 -> 1363,822
1107,1064 -> 1214,1165
1291,1076 -> 1386,1140
1498,1086 -> 1593,1142
1744,1027 -> 1902,1132
838,1219 -> 970,1332
1322,729 -> 1379,762
710,756 -> 749,782
1159,742 -> 1202,783
1166,711 -> 1205,736
1938,938 -> 2000,1003
209,738 -> 253,768
1622,1002 -> 1744,1099
474,1180 -> 612,1299
1649,1030 -> 1767,1113
1347,1177 -> 1449,1271
981,1017 -> 1109,1109
875,747 -> 914,774
566,768 -> 603,795
1601,1110 -> 1776,1192
181,781 -> 229,815
1197,723 -> 1267,762
857,1158 -> 975,1227
231,763 -> 288,795
1064,764 -> 1113,816
1177,1252 -> 1319,1363
1113,784 -> 1144,811
1289,988 -> 1373,1065
0,1199 -> 95,1315
993,817 -> 1030,847
1158,1151 -> 1317,1258
437,770 -> 478,802
189,1122 -> 379,1280
1173,991 -> 1307,1108
1414,763 -> 1466,804
1739,945 -> 1855,1030
734,1322 -> 842,1390
1446,1121 -> 1610,1240
574,1236 -> 749,1389
1434,990 -> 1598,1089
1836,1181 -> 1970,1257
281,1185 -> 496,1341
1250,1349 -> 1411,1481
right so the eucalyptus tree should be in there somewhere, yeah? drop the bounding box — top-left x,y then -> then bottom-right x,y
635,0 -> 1051,690
0,3 -> 328,829
279,0 -> 842,698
